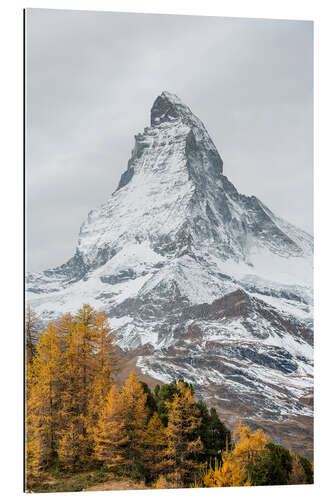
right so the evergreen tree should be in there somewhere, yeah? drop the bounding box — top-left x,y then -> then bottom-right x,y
140,381 -> 158,420
154,379 -> 194,426
25,305 -> 40,364
298,455 -> 314,484
288,453 -> 313,485
250,442 -> 293,486
195,401 -> 231,461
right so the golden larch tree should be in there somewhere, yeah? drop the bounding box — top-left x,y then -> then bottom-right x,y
142,412 -> 168,482
26,305 -> 121,478
87,311 -> 121,434
26,322 -> 64,477
58,305 -> 119,470
164,380 -> 202,487
94,371 -> 148,478
202,422 -> 268,487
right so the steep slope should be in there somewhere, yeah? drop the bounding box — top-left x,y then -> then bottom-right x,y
26,91 -> 313,457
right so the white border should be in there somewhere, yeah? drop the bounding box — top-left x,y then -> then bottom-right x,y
1,1 -> 332,499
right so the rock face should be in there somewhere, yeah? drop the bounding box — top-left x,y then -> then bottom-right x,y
26,91 -> 313,457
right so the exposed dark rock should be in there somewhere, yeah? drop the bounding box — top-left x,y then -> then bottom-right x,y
117,166 -> 134,190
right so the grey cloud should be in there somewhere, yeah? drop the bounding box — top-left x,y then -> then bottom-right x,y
26,9 -> 313,272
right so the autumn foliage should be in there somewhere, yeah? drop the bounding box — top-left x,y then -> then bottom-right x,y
94,372 -> 149,478
163,381 -> 203,486
201,422 -> 269,487
198,422 -> 313,488
26,305 -> 120,480
25,305 -> 313,491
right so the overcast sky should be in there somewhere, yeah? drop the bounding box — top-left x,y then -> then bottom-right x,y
26,9 -> 313,273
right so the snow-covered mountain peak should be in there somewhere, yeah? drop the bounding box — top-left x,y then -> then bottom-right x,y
28,92 -> 313,285
27,94 -> 314,455
151,91 -> 196,126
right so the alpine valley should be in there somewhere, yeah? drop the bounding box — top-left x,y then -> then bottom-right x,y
26,92 -> 314,457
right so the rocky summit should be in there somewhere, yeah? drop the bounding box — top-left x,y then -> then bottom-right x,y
27,91 -> 314,457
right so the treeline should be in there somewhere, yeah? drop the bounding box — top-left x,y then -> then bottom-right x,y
25,305 -> 313,491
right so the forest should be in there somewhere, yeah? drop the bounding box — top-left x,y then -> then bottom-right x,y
25,304 -> 313,492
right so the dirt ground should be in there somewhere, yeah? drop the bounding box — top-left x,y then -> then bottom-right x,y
85,479 -> 149,491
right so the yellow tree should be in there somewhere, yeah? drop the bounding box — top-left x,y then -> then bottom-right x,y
142,412 -> 168,483
87,311 -> 121,434
72,304 -> 98,418
202,456 -> 245,488
232,422 -> 268,468
94,371 -> 148,478
26,304 -> 121,475
164,381 -> 202,487
26,322 -> 64,479
58,305 -> 118,470
94,385 -> 128,469
202,422 -> 268,487
56,311 -> 93,470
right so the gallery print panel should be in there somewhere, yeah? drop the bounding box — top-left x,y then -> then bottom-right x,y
24,8 -> 313,492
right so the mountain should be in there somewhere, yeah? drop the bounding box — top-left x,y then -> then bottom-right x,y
26,91 -> 313,457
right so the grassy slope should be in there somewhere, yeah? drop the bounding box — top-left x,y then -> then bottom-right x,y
27,469 -> 147,493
